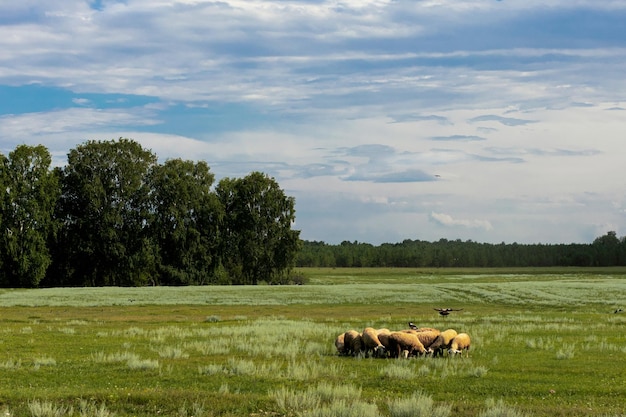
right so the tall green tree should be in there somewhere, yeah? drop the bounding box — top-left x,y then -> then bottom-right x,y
216,172 -> 300,285
148,159 -> 223,285
0,145 -> 59,287
56,138 -> 157,286
593,231 -> 621,266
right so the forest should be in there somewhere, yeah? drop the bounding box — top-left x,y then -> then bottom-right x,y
0,139 -> 300,288
295,231 -> 626,268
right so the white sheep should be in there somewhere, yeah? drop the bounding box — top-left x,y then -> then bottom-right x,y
362,327 -> 387,358
448,333 -> 471,357
388,331 -> 426,358
428,328 -> 458,357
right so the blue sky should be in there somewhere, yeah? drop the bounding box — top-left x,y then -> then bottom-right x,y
1,0 -> 626,245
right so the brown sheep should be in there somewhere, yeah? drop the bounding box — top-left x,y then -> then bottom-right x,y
428,329 -> 458,357
362,327 -> 387,358
388,331 -> 426,358
343,329 -> 364,356
449,333 -> 471,357
414,329 -> 441,351
335,332 -> 346,355
377,330 -> 392,356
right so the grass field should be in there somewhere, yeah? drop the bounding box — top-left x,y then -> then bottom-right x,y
0,267 -> 625,417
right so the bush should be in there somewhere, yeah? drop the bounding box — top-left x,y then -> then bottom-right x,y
388,392 -> 451,417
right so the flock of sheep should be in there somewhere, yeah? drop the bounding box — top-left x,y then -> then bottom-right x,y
334,325 -> 471,359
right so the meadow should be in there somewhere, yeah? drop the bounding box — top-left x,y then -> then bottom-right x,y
0,267 -> 625,417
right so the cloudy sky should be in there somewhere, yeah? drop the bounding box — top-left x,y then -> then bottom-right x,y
1,0 -> 625,245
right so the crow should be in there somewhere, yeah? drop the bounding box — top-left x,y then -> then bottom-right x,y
434,308 -> 463,317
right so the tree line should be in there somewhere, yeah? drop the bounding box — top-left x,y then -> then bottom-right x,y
3,139 -> 624,289
0,139 -> 300,288
296,232 -> 626,268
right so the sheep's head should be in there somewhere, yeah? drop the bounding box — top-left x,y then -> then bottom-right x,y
374,345 -> 386,357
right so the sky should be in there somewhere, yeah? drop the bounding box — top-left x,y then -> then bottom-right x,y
1,0 -> 626,245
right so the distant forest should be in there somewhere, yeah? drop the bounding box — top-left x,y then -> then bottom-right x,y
296,231 -> 626,268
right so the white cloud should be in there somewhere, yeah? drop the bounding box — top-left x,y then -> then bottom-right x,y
72,98 -> 91,106
430,212 -> 493,231
0,107 -> 159,137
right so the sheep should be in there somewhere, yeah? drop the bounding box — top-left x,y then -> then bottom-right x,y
362,327 -> 387,358
448,333 -> 471,357
343,329 -> 364,356
427,328 -> 458,357
335,332 -> 346,355
413,329 -> 441,351
373,328 -> 391,357
388,331 -> 426,358
377,330 -> 393,357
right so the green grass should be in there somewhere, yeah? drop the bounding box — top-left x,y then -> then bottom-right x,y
0,268 -> 625,416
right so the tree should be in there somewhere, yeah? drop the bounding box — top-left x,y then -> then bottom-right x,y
593,231 -> 621,266
216,172 -> 300,284
148,159 -> 223,285
55,138 -> 157,286
0,145 -> 59,287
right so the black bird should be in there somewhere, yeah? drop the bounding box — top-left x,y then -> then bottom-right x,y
614,308 -> 623,314
434,308 -> 463,317
408,322 -> 418,330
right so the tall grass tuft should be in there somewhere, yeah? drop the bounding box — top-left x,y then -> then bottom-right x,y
416,364 -> 431,377
270,383 -> 364,415
28,400 -> 72,417
284,359 -> 322,380
33,356 -> 57,368
153,345 -> 189,359
556,344 -> 575,360
270,386 -> 321,413
176,401 -> 209,417
126,357 -> 160,370
479,399 -> 528,417
77,399 -> 114,417
0,358 -> 21,369
388,392 -> 451,417
300,399 -> 379,417
380,361 -> 416,380
198,363 -> 224,375
226,358 -> 256,375
91,350 -> 139,363
469,365 -> 489,377
59,327 -> 75,335
311,382 -> 362,403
